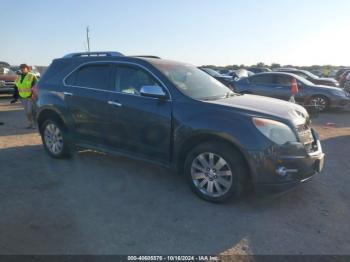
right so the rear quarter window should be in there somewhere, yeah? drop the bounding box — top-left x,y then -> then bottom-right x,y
250,75 -> 274,84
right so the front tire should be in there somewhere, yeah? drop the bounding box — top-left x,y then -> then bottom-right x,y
310,95 -> 329,112
40,119 -> 72,159
184,142 -> 249,203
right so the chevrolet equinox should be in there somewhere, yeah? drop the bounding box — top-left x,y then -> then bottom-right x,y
33,52 -> 325,202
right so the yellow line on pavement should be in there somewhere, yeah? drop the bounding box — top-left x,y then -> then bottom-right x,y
0,133 -> 41,149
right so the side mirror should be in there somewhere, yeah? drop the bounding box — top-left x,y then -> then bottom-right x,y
16,70 -> 21,75
140,85 -> 167,99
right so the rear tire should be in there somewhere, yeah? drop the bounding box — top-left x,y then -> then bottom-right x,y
40,119 -> 72,159
184,142 -> 249,203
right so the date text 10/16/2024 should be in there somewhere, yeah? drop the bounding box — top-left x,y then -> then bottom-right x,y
127,256 -> 219,261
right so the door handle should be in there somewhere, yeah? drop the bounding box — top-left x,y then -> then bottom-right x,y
108,101 -> 122,107
63,92 -> 73,96
275,86 -> 283,89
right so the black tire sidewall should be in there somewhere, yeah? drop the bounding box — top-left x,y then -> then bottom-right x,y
184,142 -> 247,203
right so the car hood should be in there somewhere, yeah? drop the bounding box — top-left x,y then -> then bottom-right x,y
311,84 -> 343,91
209,94 -> 309,126
0,74 -> 16,81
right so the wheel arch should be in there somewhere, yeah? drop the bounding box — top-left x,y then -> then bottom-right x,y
308,94 -> 330,110
175,133 -> 254,181
37,107 -> 69,133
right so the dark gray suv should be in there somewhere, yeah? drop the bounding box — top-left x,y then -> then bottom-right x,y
33,52 -> 325,202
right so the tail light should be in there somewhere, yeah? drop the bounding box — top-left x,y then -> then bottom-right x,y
32,84 -> 39,101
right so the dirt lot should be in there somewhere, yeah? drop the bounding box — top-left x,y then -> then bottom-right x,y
0,95 -> 349,255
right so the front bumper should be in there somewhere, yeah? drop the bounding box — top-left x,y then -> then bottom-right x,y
0,81 -> 15,94
249,129 -> 325,195
0,86 -> 15,94
330,98 -> 350,109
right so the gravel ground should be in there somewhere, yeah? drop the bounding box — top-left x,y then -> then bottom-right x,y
0,95 -> 349,255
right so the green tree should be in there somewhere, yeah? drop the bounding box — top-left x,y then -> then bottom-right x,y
256,62 -> 266,67
271,63 -> 281,69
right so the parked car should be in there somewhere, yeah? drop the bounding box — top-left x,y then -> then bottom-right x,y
11,65 -> 41,78
338,70 -> 350,87
343,73 -> 350,92
0,67 -> 17,94
218,69 -> 232,75
234,72 -> 350,112
248,67 -> 271,74
34,51 -> 325,202
218,69 -> 255,79
30,66 -> 41,78
221,70 -> 239,78
275,68 -> 339,87
335,68 -> 350,81
199,67 -> 235,88
0,61 -> 10,67
310,70 -> 323,77
234,69 -> 254,78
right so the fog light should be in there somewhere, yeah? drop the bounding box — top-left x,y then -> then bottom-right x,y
276,167 -> 298,177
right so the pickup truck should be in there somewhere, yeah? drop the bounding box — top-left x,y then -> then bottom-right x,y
0,67 -> 16,94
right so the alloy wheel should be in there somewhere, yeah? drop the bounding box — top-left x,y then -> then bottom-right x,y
191,152 -> 233,198
44,123 -> 64,155
311,96 -> 327,112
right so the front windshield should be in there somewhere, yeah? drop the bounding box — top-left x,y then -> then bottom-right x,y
201,68 -> 221,77
152,61 -> 233,100
301,70 -> 319,79
293,74 -> 315,86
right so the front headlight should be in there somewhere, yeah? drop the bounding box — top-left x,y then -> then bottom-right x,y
253,118 -> 297,145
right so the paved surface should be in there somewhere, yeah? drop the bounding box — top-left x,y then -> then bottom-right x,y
0,95 -> 349,255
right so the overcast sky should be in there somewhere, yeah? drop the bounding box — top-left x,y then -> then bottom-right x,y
1,0 -> 350,66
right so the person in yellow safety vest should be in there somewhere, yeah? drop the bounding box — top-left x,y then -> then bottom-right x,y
323,67 -> 331,77
15,64 -> 38,129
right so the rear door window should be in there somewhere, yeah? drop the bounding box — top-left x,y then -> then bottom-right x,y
66,64 -> 113,91
249,75 -> 274,84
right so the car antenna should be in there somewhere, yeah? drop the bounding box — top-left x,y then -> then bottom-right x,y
86,26 -> 91,52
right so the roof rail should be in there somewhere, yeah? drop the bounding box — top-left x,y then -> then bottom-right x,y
63,51 -> 124,58
130,55 -> 161,59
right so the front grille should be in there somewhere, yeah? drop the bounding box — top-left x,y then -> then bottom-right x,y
297,123 -> 317,153
4,81 -> 15,86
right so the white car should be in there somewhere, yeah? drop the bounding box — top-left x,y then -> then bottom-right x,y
30,66 -> 41,78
